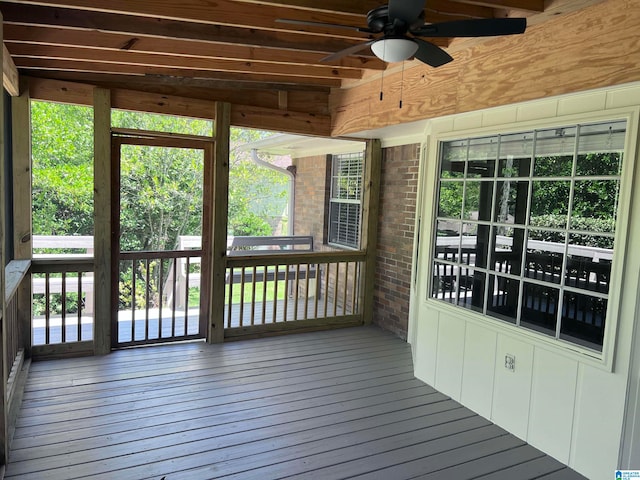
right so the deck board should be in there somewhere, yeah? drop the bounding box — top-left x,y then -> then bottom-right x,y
6,326 -> 587,480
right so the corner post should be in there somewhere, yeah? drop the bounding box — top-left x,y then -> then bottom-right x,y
208,102 -> 230,343
93,87 -> 111,354
11,77 -> 31,359
360,139 -> 382,325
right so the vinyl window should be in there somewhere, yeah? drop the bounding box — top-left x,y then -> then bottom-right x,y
431,120 -> 626,352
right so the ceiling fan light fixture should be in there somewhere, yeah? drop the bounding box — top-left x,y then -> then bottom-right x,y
371,37 -> 418,63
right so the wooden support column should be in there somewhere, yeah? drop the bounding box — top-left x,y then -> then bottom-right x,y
208,102 -> 230,343
0,14 -> 9,465
360,139 -> 382,325
11,77 -> 31,358
93,87 -> 111,354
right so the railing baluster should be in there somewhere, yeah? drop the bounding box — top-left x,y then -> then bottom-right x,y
145,258 -> 150,341
131,260 -> 136,342
238,268 -> 246,327
351,262 -> 359,314
184,257 -> 190,337
283,265 -> 290,322
323,263 -> 330,319
77,273 -> 83,341
261,266 -> 268,324
302,263 -> 310,320
342,262 -> 349,315
272,265 -> 279,324
250,266 -> 257,326
171,257 -> 177,335
61,272 -> 67,343
293,264 -> 301,321
158,259 -> 164,339
227,267 -> 234,328
45,273 -> 50,345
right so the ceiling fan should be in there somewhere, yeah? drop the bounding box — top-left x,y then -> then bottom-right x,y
278,0 -> 526,67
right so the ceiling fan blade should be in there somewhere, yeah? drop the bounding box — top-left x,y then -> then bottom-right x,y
320,40 -> 377,63
276,18 -> 373,33
414,18 -> 526,37
388,0 -> 425,24
413,38 -> 453,67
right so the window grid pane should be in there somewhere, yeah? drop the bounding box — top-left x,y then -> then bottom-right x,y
329,152 -> 363,249
430,120 -> 626,352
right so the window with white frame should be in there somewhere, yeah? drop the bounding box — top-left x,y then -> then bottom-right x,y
430,120 -> 627,352
328,152 -> 363,249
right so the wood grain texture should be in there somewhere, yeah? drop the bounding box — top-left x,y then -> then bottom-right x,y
9,83 -> 32,353
331,0 -> 640,136
92,87 -> 111,355
2,44 -> 19,96
361,139 -> 382,325
4,326 -> 586,479
209,102 -> 231,343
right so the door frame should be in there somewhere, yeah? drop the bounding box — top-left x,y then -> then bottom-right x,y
110,129 -> 214,348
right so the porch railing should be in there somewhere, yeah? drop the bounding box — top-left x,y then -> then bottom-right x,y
224,250 -> 365,332
30,236 -> 367,348
31,257 -> 94,347
117,250 -> 205,346
4,260 -> 30,407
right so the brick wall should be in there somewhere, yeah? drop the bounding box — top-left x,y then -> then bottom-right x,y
291,145 -> 420,339
373,144 -> 420,339
291,154 -> 330,248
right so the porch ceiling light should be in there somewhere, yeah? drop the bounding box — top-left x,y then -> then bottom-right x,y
370,37 -> 418,63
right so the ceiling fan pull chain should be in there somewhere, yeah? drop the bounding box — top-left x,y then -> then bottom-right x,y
380,41 -> 386,101
399,61 -> 405,109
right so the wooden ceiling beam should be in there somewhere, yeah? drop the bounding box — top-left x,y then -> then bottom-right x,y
7,43 -> 364,80
0,3 -> 381,56
452,0 -> 544,13
3,24 -> 386,71
26,76 -> 331,135
2,43 -> 20,96
2,0 -> 368,39
15,58 -> 344,87
28,70 -> 332,94
25,71 -> 331,116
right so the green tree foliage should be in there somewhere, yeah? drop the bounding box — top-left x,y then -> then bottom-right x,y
31,102 -> 289,251
31,102 -> 94,236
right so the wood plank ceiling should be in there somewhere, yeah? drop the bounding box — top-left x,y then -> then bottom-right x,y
1,0 -> 603,134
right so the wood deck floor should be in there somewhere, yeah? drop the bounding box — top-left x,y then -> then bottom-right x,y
7,326 -> 586,479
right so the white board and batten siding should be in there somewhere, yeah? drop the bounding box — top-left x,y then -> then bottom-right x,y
408,82 -> 640,480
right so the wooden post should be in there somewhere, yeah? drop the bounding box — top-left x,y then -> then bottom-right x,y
93,88 -> 111,354
360,139 -> 382,325
208,102 -> 230,343
11,77 -> 31,358
0,13 -> 9,463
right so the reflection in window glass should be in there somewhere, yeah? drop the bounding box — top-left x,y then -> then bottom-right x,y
487,275 -> 519,324
461,223 -> 489,268
533,127 -> 576,177
431,261 -> 457,304
521,282 -> 559,336
498,156 -> 531,178
468,136 -> 497,178
464,181 -> 493,221
431,119 -> 626,352
561,291 -> 607,350
530,180 -> 570,222
525,230 -> 565,284
572,179 -> 620,226
438,182 -> 463,219
457,267 -> 485,313
494,181 -> 529,224
577,121 -> 625,176
441,139 -> 467,178
491,226 -> 524,276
